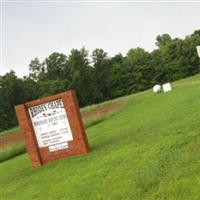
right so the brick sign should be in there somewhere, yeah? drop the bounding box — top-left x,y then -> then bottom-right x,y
15,90 -> 89,167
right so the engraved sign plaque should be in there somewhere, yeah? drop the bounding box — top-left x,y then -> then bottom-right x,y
28,99 -> 73,148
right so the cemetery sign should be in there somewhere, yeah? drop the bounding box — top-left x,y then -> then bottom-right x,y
15,90 -> 89,167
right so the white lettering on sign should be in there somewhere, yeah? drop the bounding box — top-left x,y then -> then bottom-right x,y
49,142 -> 69,152
28,99 -> 73,148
